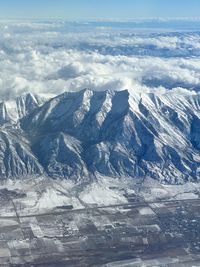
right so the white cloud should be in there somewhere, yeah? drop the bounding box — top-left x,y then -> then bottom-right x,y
0,21 -> 200,100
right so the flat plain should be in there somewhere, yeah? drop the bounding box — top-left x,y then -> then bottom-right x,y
0,194 -> 200,267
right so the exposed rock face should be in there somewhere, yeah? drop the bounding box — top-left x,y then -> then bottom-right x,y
0,89 -> 200,184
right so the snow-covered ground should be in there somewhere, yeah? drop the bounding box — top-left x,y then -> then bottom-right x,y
0,176 -> 199,216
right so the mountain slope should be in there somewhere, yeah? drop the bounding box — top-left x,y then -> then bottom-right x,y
0,89 -> 200,184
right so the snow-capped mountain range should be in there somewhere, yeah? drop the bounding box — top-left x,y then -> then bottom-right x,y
0,88 -> 200,184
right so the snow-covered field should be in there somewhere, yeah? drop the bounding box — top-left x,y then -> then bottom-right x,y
0,176 -> 199,216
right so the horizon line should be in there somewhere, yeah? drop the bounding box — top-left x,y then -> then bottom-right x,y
1,17 -> 200,23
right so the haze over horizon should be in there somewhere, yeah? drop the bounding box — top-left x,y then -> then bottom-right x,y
0,0 -> 199,20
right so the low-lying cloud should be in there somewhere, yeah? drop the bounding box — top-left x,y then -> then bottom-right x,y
0,20 -> 200,100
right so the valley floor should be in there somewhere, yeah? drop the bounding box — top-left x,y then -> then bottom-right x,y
0,183 -> 199,266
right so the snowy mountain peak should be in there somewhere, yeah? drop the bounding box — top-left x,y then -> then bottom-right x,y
0,89 -> 200,184
0,92 -> 48,126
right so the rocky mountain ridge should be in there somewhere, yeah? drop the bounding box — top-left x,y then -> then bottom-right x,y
0,89 -> 200,184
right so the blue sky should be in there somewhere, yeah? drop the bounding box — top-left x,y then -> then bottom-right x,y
0,0 -> 199,20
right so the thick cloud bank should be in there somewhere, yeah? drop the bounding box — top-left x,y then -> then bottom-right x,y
0,20 -> 200,99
